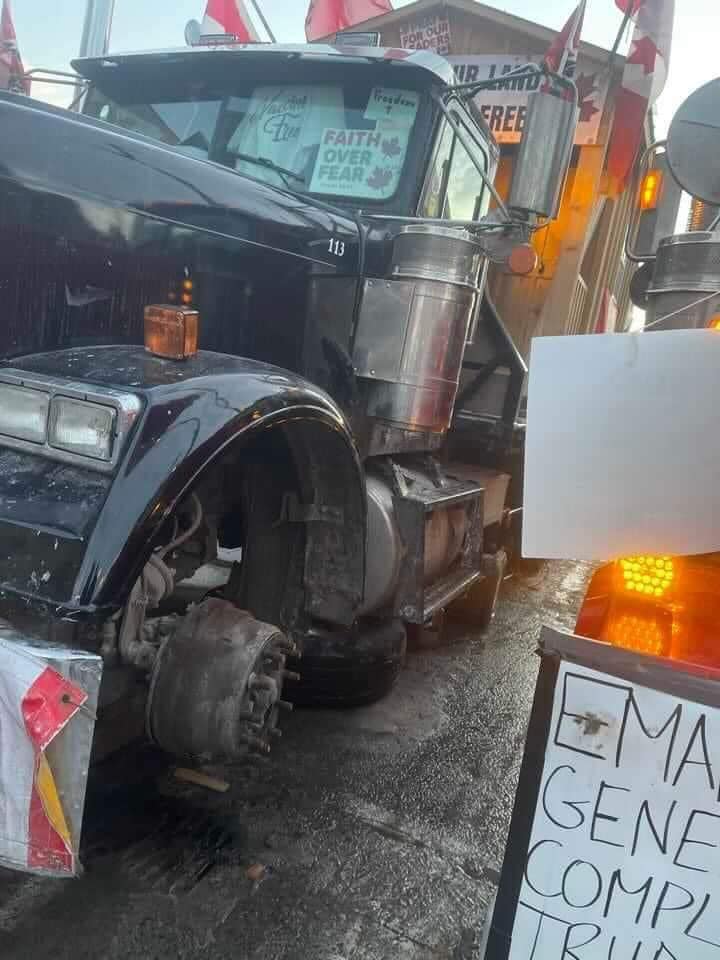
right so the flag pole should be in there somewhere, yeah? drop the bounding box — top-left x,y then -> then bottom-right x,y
79,0 -> 116,58
246,0 -> 276,42
607,5 -> 634,69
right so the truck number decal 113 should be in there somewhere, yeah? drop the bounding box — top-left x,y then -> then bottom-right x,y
328,238 -> 345,257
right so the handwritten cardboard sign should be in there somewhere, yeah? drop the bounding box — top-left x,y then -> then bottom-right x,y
485,628 -> 720,960
399,14 -> 451,55
364,87 -> 419,124
309,126 -> 410,199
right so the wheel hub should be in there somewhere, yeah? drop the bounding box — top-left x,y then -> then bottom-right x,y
146,598 -> 299,761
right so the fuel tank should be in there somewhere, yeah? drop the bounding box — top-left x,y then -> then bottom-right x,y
646,231 -> 720,330
0,92 -> 360,397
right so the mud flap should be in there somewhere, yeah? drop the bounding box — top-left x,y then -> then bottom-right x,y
0,623 -> 102,876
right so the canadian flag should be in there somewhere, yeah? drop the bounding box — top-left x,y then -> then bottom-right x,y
305,0 -> 393,43
544,0 -> 587,80
0,0 -> 30,94
201,0 -> 259,43
606,0 -> 674,190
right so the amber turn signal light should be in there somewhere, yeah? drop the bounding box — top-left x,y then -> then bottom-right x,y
638,169 -> 663,211
144,304 -> 199,360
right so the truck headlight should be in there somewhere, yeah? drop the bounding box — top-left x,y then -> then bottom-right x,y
0,384 -> 50,443
49,397 -> 116,461
0,371 -> 142,471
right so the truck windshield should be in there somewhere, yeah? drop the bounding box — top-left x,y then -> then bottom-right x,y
85,75 -> 422,203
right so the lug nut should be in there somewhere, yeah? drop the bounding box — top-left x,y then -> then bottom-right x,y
241,734 -> 271,753
278,699 -> 293,711
268,727 -> 282,738
283,670 -> 301,682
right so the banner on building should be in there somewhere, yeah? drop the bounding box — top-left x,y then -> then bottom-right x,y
447,54 -> 609,145
399,14 -> 451,55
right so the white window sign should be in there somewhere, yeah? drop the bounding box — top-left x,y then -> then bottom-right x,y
309,126 -> 410,199
364,86 -> 420,124
447,54 -> 609,145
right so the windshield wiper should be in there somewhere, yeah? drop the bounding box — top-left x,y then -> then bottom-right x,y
229,151 -> 305,186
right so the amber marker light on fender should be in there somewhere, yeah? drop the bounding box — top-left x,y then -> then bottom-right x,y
144,304 -> 199,360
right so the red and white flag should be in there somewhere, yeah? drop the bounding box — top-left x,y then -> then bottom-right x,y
544,0 -> 587,80
606,0 -> 674,190
201,0 -> 259,43
0,0 -> 30,94
305,0 -> 393,43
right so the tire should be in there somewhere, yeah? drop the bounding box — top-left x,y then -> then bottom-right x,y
284,619 -> 406,707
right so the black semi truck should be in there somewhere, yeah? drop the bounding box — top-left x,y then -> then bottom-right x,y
0,41 -> 578,869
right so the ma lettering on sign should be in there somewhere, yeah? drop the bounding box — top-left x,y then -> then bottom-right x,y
484,627 -> 720,960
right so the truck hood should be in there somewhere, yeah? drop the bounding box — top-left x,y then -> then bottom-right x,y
0,92 -> 361,359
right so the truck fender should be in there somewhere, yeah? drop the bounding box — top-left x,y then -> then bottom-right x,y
58,351 -> 367,626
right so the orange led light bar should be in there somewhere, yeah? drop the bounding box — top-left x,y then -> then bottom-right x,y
618,555 -> 674,599
576,554 -> 720,671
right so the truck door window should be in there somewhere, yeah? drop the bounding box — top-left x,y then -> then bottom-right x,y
420,113 -> 490,221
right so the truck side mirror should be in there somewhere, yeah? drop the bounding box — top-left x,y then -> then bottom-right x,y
666,77 -> 720,204
508,86 -> 579,221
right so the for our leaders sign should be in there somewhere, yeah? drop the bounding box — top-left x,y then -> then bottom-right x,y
447,55 -> 609,146
399,14 -> 451,56
485,628 -> 720,960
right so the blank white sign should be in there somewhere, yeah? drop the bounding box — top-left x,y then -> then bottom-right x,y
510,659 -> 720,960
522,330 -> 720,560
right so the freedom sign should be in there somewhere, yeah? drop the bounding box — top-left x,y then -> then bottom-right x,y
485,628 -> 720,960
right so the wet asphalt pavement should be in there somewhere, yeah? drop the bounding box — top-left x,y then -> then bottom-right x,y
0,561 -> 591,960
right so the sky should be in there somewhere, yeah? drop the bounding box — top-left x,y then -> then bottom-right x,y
11,0 -> 719,135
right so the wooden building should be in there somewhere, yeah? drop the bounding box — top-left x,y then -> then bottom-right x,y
325,0 -> 641,356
